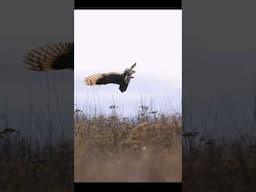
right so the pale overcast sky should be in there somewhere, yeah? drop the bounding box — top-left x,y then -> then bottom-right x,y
74,10 -> 182,116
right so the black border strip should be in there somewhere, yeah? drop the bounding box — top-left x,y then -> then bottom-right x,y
74,182 -> 182,192
75,1 -> 182,9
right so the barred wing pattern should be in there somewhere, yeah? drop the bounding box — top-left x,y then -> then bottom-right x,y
24,42 -> 74,71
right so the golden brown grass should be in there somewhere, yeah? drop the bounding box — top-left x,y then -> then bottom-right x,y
74,113 -> 182,182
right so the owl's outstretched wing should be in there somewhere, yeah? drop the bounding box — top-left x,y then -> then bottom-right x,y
85,73 -> 122,85
24,42 -> 74,71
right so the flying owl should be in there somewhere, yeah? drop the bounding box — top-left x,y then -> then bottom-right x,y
85,63 -> 136,92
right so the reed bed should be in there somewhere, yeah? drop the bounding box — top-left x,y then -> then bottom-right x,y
74,112 -> 182,182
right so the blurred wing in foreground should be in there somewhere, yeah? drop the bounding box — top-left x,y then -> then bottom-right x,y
24,42 -> 74,71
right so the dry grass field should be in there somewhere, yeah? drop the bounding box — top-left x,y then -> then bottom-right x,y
74,112 -> 182,182
0,132 -> 73,192
2,109 -> 256,191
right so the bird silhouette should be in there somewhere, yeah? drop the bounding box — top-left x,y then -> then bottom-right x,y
24,42 -> 74,71
85,63 -> 136,92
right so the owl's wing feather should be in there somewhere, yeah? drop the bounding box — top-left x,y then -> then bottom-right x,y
24,42 -> 74,71
85,73 -> 122,85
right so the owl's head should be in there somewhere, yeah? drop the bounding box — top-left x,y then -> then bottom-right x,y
123,63 -> 136,84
